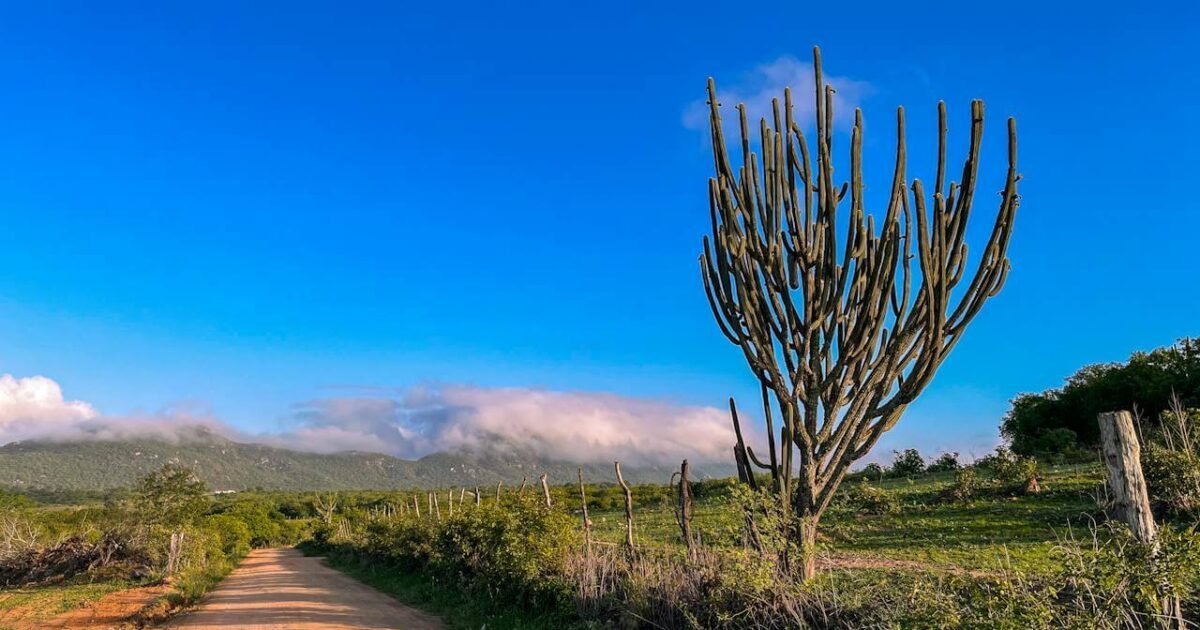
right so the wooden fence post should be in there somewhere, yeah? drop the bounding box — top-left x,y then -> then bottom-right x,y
614,461 -> 635,550
577,468 -> 593,557
677,459 -> 695,558
539,474 -> 553,509
1098,410 -> 1184,629
1099,411 -> 1156,540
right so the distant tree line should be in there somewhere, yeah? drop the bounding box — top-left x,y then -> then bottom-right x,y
1002,337 -> 1200,458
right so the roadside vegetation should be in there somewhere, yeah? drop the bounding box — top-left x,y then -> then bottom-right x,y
298,441 -> 1200,628
0,465 -> 312,626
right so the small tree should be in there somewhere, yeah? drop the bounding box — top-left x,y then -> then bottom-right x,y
701,47 -> 1020,579
889,449 -> 926,477
132,464 -> 209,529
861,462 -> 885,481
927,452 -> 961,473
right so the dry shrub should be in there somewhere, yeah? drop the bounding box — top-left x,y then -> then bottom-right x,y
0,530 -> 150,587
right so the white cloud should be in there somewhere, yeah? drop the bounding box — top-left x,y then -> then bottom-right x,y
0,374 -> 1004,470
0,375 -> 737,466
0,375 -> 98,442
271,386 -> 736,466
683,55 -> 872,136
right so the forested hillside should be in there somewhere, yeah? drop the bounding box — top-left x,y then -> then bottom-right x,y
0,430 -> 731,492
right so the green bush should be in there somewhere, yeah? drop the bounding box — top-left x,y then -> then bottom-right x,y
861,462 -> 885,480
320,498 -> 580,617
982,447 -> 1041,493
202,514 -> 252,559
1142,443 -> 1200,516
889,448 -> 926,477
927,452 -> 961,473
844,480 -> 900,515
942,467 -> 980,503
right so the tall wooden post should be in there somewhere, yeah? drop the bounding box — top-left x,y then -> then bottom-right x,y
577,468 -> 593,557
539,473 -> 553,508
677,459 -> 695,558
1098,410 -> 1184,629
1098,411 -> 1156,541
614,461 -> 635,550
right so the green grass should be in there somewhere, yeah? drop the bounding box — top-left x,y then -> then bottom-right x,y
588,463 -> 1108,574
315,552 -> 581,630
0,576 -> 136,626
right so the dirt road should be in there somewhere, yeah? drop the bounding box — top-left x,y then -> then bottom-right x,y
167,548 -> 442,629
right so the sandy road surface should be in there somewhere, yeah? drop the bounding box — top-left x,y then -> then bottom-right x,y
167,548 -> 442,629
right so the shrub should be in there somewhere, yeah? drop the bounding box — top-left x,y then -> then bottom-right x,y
942,467 -> 980,503
1055,523 -> 1200,627
844,480 -> 900,515
202,514 -> 252,559
861,462 -> 885,480
889,448 -> 926,477
1142,443 -> 1200,516
983,447 -> 1041,494
326,499 -> 580,616
927,452 -> 961,473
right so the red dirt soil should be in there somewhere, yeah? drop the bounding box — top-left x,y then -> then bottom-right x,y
0,582 -> 171,629
165,548 -> 442,629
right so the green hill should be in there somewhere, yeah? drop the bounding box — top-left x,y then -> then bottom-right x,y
0,430 -> 733,492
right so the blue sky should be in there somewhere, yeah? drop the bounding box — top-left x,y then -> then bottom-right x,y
0,1 -> 1196,459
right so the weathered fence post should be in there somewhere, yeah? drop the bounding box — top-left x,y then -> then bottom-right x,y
474,486 -> 481,507
518,475 -> 528,496
166,531 -> 184,575
412,495 -> 421,519
677,459 -> 695,558
614,461 -> 635,550
539,474 -> 553,508
577,468 -> 593,557
1099,411 -> 1156,540
495,481 -> 503,503
1098,410 -> 1184,629
447,490 -> 454,517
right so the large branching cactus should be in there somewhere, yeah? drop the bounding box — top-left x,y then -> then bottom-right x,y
700,47 -> 1021,578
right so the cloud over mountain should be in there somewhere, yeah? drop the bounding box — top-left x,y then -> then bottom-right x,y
270,386 -> 735,465
0,374 -> 736,465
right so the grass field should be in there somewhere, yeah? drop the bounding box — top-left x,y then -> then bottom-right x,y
305,461 -> 1154,629
587,463 -> 1107,575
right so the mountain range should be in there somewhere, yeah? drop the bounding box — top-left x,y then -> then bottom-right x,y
0,428 -> 735,492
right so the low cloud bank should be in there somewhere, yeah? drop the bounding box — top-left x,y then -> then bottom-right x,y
267,386 -> 735,465
0,375 -> 737,465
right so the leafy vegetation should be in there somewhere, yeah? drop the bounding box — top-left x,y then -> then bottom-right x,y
1002,337 -> 1200,458
304,462 -> 1200,628
0,464 -> 313,626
